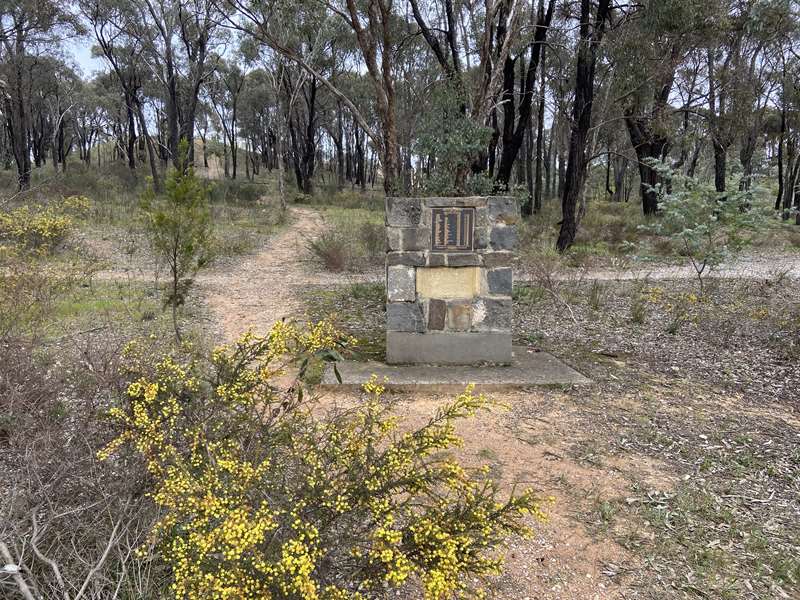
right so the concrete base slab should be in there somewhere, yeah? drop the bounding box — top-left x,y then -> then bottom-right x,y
386,331 -> 513,365
320,346 -> 591,392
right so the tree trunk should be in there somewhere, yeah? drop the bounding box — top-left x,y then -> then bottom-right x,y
556,0 -> 611,252
523,124 -> 534,216
783,141 -> 798,219
487,109 -> 499,177
534,46 -> 546,212
712,139 -> 727,193
494,0 -> 554,191
6,46 -> 32,190
687,139 -> 703,178
134,101 -> 162,193
612,155 -> 628,202
739,129 -> 756,191
775,102 -> 785,211
624,114 -> 670,215
334,101 -> 345,190
126,101 -> 137,169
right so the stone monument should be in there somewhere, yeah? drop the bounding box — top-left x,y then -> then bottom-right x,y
384,196 -> 518,365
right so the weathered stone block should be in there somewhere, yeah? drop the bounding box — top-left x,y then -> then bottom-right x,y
427,299 -> 446,330
386,332 -> 513,365
386,228 -> 402,251
401,227 -> 430,251
386,251 -> 426,266
416,267 -> 481,299
446,253 -> 482,267
446,301 -> 472,331
488,196 -> 519,224
474,226 -> 490,250
386,302 -> 425,332
486,267 -> 512,295
483,251 -> 514,268
386,197 -> 422,227
475,206 -> 489,227
472,298 -> 512,331
387,265 -> 415,302
490,225 -> 517,250
422,197 -> 488,208
427,253 -> 447,267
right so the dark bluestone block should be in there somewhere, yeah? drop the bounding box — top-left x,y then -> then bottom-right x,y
476,298 -> 513,330
386,251 -> 426,266
427,299 -> 446,330
446,253 -> 482,267
427,253 -> 447,267
386,228 -> 402,251
401,227 -> 430,251
386,197 -> 422,227
483,251 -> 514,268
386,302 -> 425,332
487,267 -> 512,295
490,225 -> 518,250
488,196 -> 519,224
473,226 -> 490,250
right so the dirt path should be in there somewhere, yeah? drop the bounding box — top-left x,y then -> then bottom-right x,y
546,251 -> 800,282
200,206 -> 319,340
200,206 -> 376,341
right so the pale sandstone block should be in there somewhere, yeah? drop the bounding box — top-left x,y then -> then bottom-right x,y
416,267 -> 482,299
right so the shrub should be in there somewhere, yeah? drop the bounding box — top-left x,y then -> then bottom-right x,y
209,179 -> 265,204
639,162 -> 769,292
308,210 -> 385,272
630,289 -> 647,325
588,281 -> 608,311
99,321 -> 544,599
0,204 -> 73,252
308,229 -> 349,271
358,221 -> 385,260
0,195 -> 90,254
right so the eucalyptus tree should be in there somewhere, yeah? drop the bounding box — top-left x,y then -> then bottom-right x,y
223,0 -> 407,193
0,0 -> 78,189
703,1 -> 759,194
72,78 -> 105,165
236,68 -> 275,176
282,65 -> 318,193
611,0 -> 706,215
94,0 -> 224,169
491,0 -> 555,194
774,31 -> 800,219
155,0 -> 221,167
208,57 -> 245,178
83,0 -> 162,189
408,0 -> 557,193
195,100 -> 212,168
42,59 -> 82,172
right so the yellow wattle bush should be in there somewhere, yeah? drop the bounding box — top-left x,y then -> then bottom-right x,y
100,321 -> 545,599
0,196 -> 88,253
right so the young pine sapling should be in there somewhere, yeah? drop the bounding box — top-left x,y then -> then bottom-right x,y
141,142 -> 212,342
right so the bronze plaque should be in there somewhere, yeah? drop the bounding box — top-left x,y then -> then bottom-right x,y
431,207 -> 474,252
